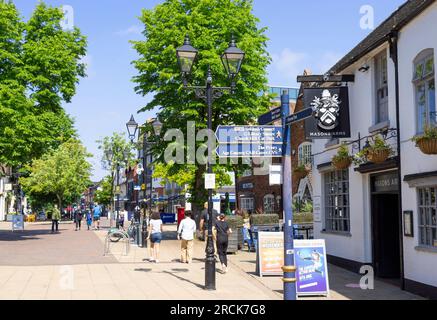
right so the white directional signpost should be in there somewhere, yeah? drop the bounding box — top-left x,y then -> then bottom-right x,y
215,125 -> 284,158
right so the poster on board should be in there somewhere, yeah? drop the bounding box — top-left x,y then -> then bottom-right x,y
294,239 -> 330,297
12,215 -> 24,232
256,232 -> 284,277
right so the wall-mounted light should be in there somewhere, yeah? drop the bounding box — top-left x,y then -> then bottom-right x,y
358,64 -> 370,72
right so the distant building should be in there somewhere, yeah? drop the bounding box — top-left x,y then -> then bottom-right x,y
236,86 -> 299,217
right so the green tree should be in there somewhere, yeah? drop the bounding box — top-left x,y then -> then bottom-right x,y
20,140 -> 92,210
132,0 -> 271,213
0,1 -> 86,170
97,132 -> 137,209
94,175 -> 113,207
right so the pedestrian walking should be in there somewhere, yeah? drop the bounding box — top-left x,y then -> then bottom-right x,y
200,202 -> 219,256
51,204 -> 61,233
147,212 -> 163,263
118,211 -> 125,230
214,214 -> 232,273
86,210 -> 92,230
93,204 -> 101,230
177,211 -> 197,264
75,210 -> 83,231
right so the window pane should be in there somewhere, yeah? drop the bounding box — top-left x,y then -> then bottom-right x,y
431,208 -> 436,226
417,84 -> 427,132
433,228 -> 437,247
415,62 -> 424,80
429,79 -> 436,127
425,57 -> 434,76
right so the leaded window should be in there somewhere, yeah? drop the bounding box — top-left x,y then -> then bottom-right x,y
418,187 -> 437,247
414,49 -> 435,132
375,50 -> 389,123
324,169 -> 350,233
298,142 -> 312,166
264,194 -> 276,214
241,198 -> 254,213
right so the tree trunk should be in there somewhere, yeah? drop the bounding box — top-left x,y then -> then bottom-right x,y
192,165 -> 207,228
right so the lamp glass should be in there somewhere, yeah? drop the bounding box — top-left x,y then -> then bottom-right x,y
126,115 -> 139,140
176,36 -> 198,75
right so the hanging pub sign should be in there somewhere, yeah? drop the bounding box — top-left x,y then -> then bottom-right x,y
304,87 -> 351,139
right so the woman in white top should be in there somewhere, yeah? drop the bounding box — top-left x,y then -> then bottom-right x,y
147,212 -> 163,263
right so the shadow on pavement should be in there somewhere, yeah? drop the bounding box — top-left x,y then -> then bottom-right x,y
0,229 -> 67,241
162,270 -> 205,290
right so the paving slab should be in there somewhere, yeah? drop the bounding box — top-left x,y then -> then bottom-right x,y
0,221 -> 117,266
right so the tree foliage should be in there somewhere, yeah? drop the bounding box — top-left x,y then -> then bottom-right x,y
20,140 -> 92,209
133,0 -> 271,211
94,175 -> 113,207
0,1 -> 87,168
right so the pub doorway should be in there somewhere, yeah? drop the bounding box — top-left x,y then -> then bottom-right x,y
370,172 -> 401,280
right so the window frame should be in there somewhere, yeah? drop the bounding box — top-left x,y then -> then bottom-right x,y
298,142 -> 313,167
374,50 -> 389,124
324,169 -> 350,233
413,49 -> 435,133
241,197 -> 254,213
417,187 -> 437,248
263,194 -> 276,214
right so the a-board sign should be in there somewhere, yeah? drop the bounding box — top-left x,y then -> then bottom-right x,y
295,239 -> 330,297
12,215 -> 24,232
256,234 -> 331,297
256,232 -> 284,277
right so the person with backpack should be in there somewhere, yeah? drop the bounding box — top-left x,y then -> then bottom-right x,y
86,210 -> 92,231
75,210 -> 83,231
51,204 -> 61,233
93,204 -> 102,230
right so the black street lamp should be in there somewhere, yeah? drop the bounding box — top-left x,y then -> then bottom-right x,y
127,115 -> 139,143
176,35 -> 244,291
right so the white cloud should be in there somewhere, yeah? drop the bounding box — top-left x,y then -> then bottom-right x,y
115,25 -> 143,36
268,48 -> 343,87
269,49 -> 307,86
316,52 -> 343,74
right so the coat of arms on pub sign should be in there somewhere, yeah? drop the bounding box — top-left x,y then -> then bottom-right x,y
304,87 -> 351,139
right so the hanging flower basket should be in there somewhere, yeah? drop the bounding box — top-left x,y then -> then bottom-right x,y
412,127 -> 437,155
332,158 -> 352,170
367,149 -> 391,163
332,145 -> 352,170
416,138 -> 437,155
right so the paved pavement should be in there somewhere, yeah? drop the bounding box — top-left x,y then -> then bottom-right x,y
0,219 -> 425,300
0,221 -> 117,266
229,251 -> 424,300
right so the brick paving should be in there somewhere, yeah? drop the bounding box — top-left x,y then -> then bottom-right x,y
0,221 -> 117,266
0,220 -> 425,300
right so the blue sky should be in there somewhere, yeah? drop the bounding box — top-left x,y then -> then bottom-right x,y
13,0 -> 405,180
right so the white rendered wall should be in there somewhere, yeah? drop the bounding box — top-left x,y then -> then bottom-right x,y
397,3 -> 437,287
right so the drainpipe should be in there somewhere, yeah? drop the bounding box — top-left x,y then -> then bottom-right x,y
389,30 -> 405,291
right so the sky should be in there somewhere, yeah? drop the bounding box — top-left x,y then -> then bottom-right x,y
12,0 -> 406,181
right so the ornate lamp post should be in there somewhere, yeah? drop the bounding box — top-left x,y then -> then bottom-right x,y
176,35 -> 244,291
